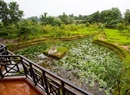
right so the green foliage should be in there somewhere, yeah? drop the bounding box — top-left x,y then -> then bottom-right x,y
98,23 -> 105,31
27,16 -> 40,22
40,12 -> 62,26
88,23 -> 99,31
57,47 -> 67,52
116,23 -> 125,31
94,29 -> 130,95
124,9 -> 130,25
40,25 -> 52,34
18,20 -> 37,40
15,43 -> 48,61
89,11 -> 100,23
102,29 -> 130,45
0,0 -> 9,26
85,22 -> 91,27
51,26 -> 71,37
52,18 -> 63,26
0,0 -> 23,26
68,24 -> 78,31
126,26 -> 130,32
51,26 -> 63,37
100,7 -> 122,27
0,24 -> 18,39
58,12 -> 69,24
16,36 -> 123,95
8,2 -> 23,25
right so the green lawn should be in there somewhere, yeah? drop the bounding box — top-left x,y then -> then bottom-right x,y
104,29 -> 130,45
70,28 -> 98,35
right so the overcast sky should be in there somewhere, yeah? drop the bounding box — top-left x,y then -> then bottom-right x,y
4,0 -> 130,18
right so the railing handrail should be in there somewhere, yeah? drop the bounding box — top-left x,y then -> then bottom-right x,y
0,43 -> 8,55
21,55 -> 92,95
0,43 -> 93,95
0,43 -> 6,47
0,55 -> 92,95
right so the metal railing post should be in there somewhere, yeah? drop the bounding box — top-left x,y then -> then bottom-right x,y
29,63 -> 37,85
61,81 -> 65,95
42,71 -> 50,95
20,56 -> 27,77
0,68 -> 4,78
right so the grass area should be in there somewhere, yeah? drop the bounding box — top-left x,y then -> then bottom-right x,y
6,27 -> 99,51
26,27 -> 99,40
70,28 -> 99,35
104,29 -> 130,45
93,28 -> 130,95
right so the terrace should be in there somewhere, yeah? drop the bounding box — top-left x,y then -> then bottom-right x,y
0,43 -> 92,95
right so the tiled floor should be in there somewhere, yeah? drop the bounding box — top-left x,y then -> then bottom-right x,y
0,79 -> 43,95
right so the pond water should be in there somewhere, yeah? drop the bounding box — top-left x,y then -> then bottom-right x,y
15,36 -> 122,95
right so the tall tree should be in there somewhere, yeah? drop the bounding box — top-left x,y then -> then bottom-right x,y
100,10 -> 110,23
40,12 -> 63,26
100,7 -> 122,27
40,12 -> 49,25
89,11 -> 100,23
0,0 -> 23,26
0,0 -> 9,26
27,16 -> 40,22
108,8 -> 122,26
124,9 -> 130,25
68,14 -> 75,24
18,20 -> 36,40
58,12 -> 69,24
9,2 -> 23,25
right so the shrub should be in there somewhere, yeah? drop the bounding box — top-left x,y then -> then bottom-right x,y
85,22 -> 91,27
126,26 -> 130,32
42,25 -> 52,33
98,23 -> 105,31
116,23 -> 125,31
69,24 -> 78,31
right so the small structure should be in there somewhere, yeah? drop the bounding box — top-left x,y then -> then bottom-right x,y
48,47 -> 57,55
43,47 -> 67,59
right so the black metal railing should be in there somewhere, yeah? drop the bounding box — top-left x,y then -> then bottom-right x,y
0,43 -> 92,95
0,43 -> 8,55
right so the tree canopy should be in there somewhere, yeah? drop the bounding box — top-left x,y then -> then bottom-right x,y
124,9 -> 130,25
0,0 -> 23,26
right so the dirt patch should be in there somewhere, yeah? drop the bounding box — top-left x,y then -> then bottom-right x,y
100,37 -> 105,41
120,45 -> 130,50
114,43 -> 130,51
0,39 -> 17,45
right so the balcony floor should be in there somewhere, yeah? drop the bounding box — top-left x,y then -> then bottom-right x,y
0,78 -> 44,95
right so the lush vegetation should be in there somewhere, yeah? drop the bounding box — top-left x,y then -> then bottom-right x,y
0,0 -> 23,26
15,36 -> 122,95
1,0 -> 130,41
103,29 -> 130,45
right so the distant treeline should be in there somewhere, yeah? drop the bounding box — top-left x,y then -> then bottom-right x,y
0,0 -> 130,40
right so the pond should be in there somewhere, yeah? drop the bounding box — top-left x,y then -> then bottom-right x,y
15,36 -> 122,95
